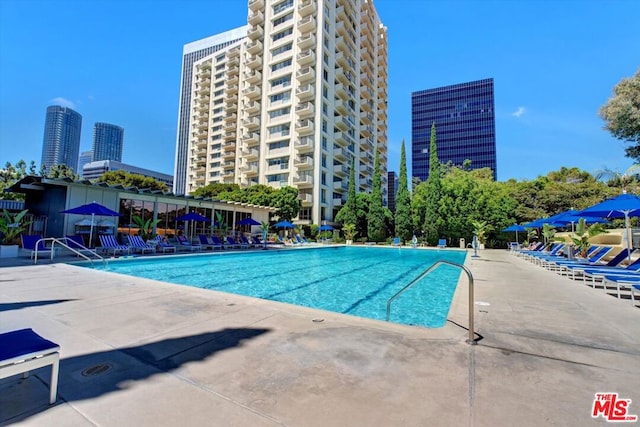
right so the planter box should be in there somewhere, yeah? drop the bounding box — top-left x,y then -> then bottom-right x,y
0,245 -> 19,258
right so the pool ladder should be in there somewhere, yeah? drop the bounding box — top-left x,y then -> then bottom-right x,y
386,260 -> 476,345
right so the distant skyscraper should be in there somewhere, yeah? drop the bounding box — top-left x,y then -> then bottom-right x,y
387,171 -> 398,212
93,122 -> 124,162
41,105 -> 82,173
78,150 -> 93,177
173,27 -> 248,195
411,78 -> 497,181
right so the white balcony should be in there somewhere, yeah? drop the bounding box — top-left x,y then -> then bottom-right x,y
248,24 -> 263,40
243,84 -> 260,99
296,49 -> 315,66
297,33 -> 315,49
296,66 -> 315,82
298,0 -> 314,16
295,119 -> 314,135
246,39 -> 263,55
298,15 -> 315,32
248,9 -> 264,25
295,101 -> 314,118
295,137 -> 314,153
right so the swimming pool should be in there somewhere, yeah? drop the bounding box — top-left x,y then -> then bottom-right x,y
85,246 -> 467,328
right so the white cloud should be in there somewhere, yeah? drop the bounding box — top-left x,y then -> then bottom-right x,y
512,106 -> 526,118
49,97 -> 76,109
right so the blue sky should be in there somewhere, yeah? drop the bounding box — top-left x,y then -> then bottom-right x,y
1,0 -> 639,182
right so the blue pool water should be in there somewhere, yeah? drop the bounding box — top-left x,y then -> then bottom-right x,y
84,246 -> 467,328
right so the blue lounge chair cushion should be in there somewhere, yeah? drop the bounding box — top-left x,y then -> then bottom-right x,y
0,328 -> 59,362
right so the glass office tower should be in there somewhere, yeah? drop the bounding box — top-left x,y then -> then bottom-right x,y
41,105 -> 82,173
411,78 -> 496,181
93,122 -> 124,162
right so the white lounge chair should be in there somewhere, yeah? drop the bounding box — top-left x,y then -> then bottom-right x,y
0,328 -> 60,405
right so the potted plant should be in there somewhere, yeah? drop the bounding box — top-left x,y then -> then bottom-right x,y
0,209 -> 31,258
471,220 -> 491,249
571,218 -> 608,258
260,221 -> 269,249
132,215 -> 160,241
343,223 -> 355,245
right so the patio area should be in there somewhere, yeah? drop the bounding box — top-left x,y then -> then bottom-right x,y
1,249 -> 639,426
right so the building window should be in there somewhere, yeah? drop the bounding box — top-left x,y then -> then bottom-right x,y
270,90 -> 291,103
271,58 -> 292,72
271,42 -> 293,57
273,11 -> 293,27
272,27 -> 293,42
270,75 -> 291,89
269,106 -> 291,119
273,0 -> 293,14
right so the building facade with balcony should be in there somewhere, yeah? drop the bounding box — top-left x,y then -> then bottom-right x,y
411,78 -> 497,181
181,0 -> 388,225
174,26 -> 249,196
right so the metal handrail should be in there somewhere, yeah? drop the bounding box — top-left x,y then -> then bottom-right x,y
386,260 -> 476,345
33,237 -> 107,268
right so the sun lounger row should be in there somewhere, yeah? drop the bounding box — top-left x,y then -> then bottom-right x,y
512,243 -> 640,305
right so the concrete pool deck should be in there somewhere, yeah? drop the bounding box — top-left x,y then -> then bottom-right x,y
1,248 -> 638,426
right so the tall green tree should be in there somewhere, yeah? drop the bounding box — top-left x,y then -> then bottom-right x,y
394,140 -> 412,242
423,123 -> 443,244
0,160 -> 37,200
599,68 -> 640,160
271,186 -> 300,221
335,157 -> 358,228
97,170 -> 167,191
367,149 -> 386,241
41,163 -> 80,181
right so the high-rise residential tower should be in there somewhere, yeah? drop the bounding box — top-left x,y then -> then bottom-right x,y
387,170 -> 397,212
41,105 -> 82,173
92,122 -> 124,162
173,27 -> 249,195
181,0 -> 388,225
411,78 -> 497,181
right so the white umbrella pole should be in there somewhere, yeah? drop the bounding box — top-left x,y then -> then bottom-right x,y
89,213 -> 95,248
625,212 -> 632,261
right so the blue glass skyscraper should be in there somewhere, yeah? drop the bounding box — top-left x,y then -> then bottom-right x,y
411,78 -> 497,181
93,122 -> 124,162
41,105 -> 82,173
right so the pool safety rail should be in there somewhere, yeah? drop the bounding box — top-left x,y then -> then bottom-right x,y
32,237 -> 107,268
386,260 -> 476,345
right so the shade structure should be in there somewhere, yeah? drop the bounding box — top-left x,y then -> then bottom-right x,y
61,201 -> 121,247
576,194 -> 640,254
237,218 -> 261,226
319,224 -> 334,231
502,224 -> 526,242
274,220 -> 295,228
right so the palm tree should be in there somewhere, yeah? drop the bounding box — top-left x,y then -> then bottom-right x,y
595,164 -> 640,194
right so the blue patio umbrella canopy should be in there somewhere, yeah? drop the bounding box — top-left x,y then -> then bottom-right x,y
237,218 -> 261,226
576,193 -> 640,252
502,224 -> 526,242
175,212 -> 211,222
61,201 -> 121,246
274,220 -> 295,228
319,224 -> 334,231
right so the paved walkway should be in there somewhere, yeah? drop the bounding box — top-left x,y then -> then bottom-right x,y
1,249 -> 638,426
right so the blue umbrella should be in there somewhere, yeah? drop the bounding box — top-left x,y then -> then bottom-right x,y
576,193 -> 640,253
319,224 -> 334,231
176,212 -> 211,222
237,218 -> 261,226
502,224 -> 526,242
61,201 -> 121,246
274,220 -> 294,228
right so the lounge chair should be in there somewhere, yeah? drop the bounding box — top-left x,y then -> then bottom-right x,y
127,235 -> 156,254
0,328 -> 60,404
557,249 -> 637,280
392,237 -> 401,246
227,236 -> 248,249
241,235 -> 256,248
176,235 -> 202,252
152,235 -> 177,253
631,284 -> 640,306
210,235 -> 229,250
99,235 -> 131,256
437,239 -> 446,248
21,234 -> 56,260
198,234 -> 221,250
64,235 -> 98,256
